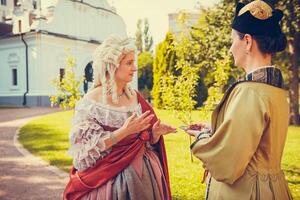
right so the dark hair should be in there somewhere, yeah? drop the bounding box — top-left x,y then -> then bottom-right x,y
236,31 -> 287,54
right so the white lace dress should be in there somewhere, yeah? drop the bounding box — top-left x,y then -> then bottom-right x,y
67,98 -> 169,200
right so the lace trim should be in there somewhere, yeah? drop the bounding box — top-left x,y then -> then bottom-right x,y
82,96 -> 139,112
75,98 -> 143,128
68,98 -> 143,171
68,118 -> 112,171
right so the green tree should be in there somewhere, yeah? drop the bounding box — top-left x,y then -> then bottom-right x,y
135,19 -> 143,54
138,51 -> 154,99
158,12 -> 201,161
274,0 -> 300,125
160,11 -> 199,124
135,18 -> 154,54
50,49 -> 83,109
136,18 -> 154,98
189,2 -> 243,112
152,32 -> 176,108
143,18 -> 153,52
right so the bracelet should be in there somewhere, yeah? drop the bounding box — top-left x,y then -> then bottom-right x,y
197,133 -> 210,140
196,130 -> 211,140
110,132 -> 118,145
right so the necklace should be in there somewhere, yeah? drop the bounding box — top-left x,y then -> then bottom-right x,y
106,89 -> 126,100
117,91 -> 126,99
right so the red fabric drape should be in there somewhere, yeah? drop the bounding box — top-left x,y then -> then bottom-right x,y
63,92 -> 171,200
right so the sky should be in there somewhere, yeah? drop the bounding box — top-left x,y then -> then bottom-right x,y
42,0 -> 220,46
109,0 -> 220,46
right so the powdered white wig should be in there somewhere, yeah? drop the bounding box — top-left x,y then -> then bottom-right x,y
91,34 -> 136,104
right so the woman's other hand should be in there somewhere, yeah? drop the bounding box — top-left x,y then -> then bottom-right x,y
153,119 -> 177,136
184,123 -> 211,138
121,111 -> 154,136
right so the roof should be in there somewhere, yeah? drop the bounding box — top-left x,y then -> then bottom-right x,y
73,0 -> 115,14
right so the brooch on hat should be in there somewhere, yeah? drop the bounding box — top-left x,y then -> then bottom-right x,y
238,0 -> 273,20
232,0 -> 284,36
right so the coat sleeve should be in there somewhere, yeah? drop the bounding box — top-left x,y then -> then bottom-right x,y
191,86 -> 270,184
67,99 -> 112,171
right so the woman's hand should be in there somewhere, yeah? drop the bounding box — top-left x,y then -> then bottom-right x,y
109,111 -> 154,147
184,123 -> 211,138
185,129 -> 201,138
121,111 -> 154,136
152,119 -> 177,137
188,123 -> 211,131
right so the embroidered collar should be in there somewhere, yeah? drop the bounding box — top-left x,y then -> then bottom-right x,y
245,67 -> 284,89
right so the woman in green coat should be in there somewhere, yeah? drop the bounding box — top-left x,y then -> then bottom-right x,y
186,0 -> 293,199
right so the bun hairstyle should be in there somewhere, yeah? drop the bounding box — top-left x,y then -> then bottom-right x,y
91,35 -> 136,104
232,0 -> 287,54
236,31 -> 287,54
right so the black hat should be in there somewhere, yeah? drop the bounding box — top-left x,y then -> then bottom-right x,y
232,0 -> 283,37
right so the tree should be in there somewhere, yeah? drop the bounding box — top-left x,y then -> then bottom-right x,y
152,32 -> 176,108
143,18 -> 153,52
152,7 -> 238,110
135,18 -> 154,99
135,18 -> 154,54
156,13 -> 201,162
160,11 -> 199,124
135,19 -> 143,54
138,51 -> 154,99
273,0 -> 300,125
50,49 -> 83,109
189,2 -> 243,112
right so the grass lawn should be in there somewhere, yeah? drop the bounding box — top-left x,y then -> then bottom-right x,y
19,110 -> 300,199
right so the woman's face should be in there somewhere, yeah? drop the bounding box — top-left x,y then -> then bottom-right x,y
229,29 -> 248,68
115,51 -> 136,83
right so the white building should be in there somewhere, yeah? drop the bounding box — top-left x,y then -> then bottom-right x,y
0,0 -> 14,23
0,0 -> 136,107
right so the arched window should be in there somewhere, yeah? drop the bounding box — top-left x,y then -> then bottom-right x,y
83,62 -> 93,93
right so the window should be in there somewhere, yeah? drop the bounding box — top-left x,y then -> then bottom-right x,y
14,0 -> 18,7
12,68 -> 17,86
2,11 -> 5,21
1,0 -> 7,6
59,68 -> 65,82
18,20 -> 21,33
33,0 -> 37,9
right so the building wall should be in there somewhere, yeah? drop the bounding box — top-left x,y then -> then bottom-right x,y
0,0 -> 136,107
31,0 -> 127,42
0,32 -> 138,106
35,33 -> 137,96
0,35 -> 28,97
34,33 -> 97,96
0,0 -> 14,23
0,33 -> 45,106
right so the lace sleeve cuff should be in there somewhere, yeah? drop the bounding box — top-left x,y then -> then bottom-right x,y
67,101 -> 112,171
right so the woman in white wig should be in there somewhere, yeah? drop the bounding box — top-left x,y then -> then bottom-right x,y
64,35 -> 175,200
